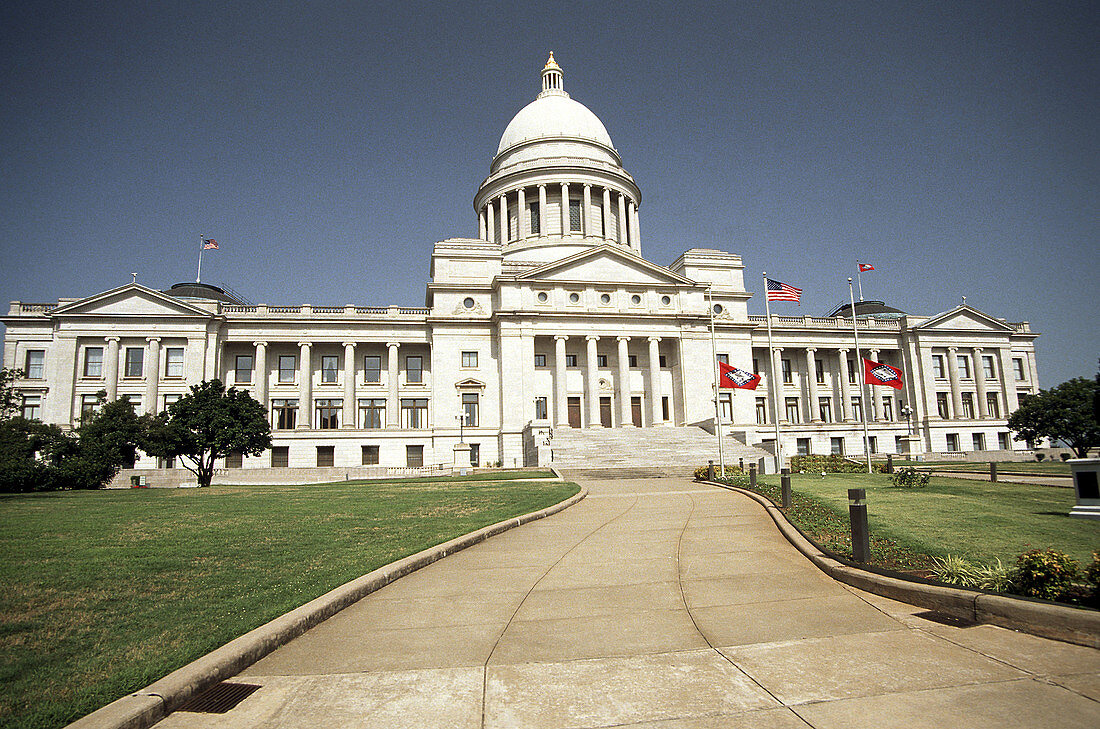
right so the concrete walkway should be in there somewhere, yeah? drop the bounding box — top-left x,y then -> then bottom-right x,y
155,476 -> 1100,728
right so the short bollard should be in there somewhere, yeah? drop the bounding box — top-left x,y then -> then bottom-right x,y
848,488 -> 870,563
749,463 -> 757,488
707,460 -> 715,481
990,462 -> 998,483
738,458 -> 744,471
886,454 -> 894,474
781,471 -> 792,508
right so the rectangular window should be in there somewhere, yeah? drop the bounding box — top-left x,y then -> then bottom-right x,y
224,452 -> 243,469
124,347 -> 144,378
596,354 -> 608,368
565,354 -> 578,367
717,354 -> 729,365
364,355 -> 382,383
868,436 -> 878,454
321,355 -> 339,383
362,445 -> 380,465
461,351 -> 478,368
359,398 -> 385,429
163,393 -> 180,409
755,398 -> 767,425
628,355 -> 638,368
316,398 -> 341,429
80,394 -> 100,419
661,396 -> 670,421
165,347 -> 184,378
401,398 -> 428,428
882,399 -> 893,421
797,438 -> 811,456
946,433 -> 960,452
781,359 -> 792,384
973,433 -> 985,451
534,353 -> 547,367
569,199 -> 582,232
469,443 -> 480,466
271,446 -> 289,468
83,347 -> 104,378
752,357 -> 759,373
785,397 -> 800,423
851,396 -> 863,421
982,355 -> 996,380
957,354 -> 972,380
528,202 -> 540,235
406,445 -> 424,467
317,446 -> 335,467
25,350 -> 45,379
819,397 -> 832,423
719,393 -> 732,422
997,432 -> 1010,450
815,359 -> 825,384
235,354 -> 253,384
406,356 -> 423,384
830,437 -> 845,455
462,392 -> 479,427
659,355 -> 667,368
535,396 -> 548,420
932,355 -> 946,379
848,359 -> 856,383
986,393 -> 1000,418
126,396 -> 141,413
937,392 -> 950,419
895,435 -> 906,453
1013,358 -> 1026,381
272,399 -> 298,430
21,395 -> 41,420
961,392 -> 974,419
279,355 -> 296,383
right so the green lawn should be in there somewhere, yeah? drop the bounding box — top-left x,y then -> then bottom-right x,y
892,460 -> 1072,476
779,473 -> 1097,565
0,477 -> 579,729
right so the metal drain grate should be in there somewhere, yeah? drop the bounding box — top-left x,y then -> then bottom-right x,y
913,610 -> 978,628
177,681 -> 261,714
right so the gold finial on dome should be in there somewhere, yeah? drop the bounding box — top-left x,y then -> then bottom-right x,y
543,52 -> 561,72
540,52 -> 565,95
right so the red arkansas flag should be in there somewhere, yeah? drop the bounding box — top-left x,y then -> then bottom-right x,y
863,358 -> 903,389
858,262 -> 874,272
718,361 -> 761,389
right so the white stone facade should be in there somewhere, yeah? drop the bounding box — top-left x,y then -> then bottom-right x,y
2,56 -> 1042,470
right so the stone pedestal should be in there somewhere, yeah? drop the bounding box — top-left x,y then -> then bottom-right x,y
453,443 -> 472,476
1069,459 -> 1100,520
898,435 -> 924,457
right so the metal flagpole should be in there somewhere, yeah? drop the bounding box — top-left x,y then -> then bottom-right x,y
763,272 -> 783,473
707,286 -> 725,475
196,234 -> 204,283
856,260 -> 865,301
848,278 -> 872,473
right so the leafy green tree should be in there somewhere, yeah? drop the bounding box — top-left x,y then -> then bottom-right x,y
142,379 -> 271,487
0,367 -> 25,420
0,417 -> 68,492
60,395 -> 150,489
1008,377 -> 1099,457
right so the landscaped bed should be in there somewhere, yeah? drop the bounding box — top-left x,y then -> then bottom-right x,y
0,476 -> 579,729
892,460 -> 1072,476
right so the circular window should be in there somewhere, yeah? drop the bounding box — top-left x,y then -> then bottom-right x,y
661,295 -> 671,306
631,294 -> 642,305
713,304 -> 723,314
600,293 -> 611,304
463,297 -> 475,309
537,292 -> 548,303
569,292 -> 580,303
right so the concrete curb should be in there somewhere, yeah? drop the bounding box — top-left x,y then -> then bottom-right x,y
64,485 -> 588,729
703,480 -> 1100,649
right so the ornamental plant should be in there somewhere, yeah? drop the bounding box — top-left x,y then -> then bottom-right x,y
890,467 -> 930,488
1012,549 -> 1080,601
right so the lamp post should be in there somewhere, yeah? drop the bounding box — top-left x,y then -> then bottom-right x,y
900,404 -> 913,436
455,412 -> 465,444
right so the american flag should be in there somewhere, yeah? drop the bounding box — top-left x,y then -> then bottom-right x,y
203,238 -> 218,250
766,278 -> 801,303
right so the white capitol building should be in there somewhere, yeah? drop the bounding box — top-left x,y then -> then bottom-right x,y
3,55 -> 1042,475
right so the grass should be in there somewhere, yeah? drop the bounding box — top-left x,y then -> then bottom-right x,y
753,473 -> 1097,567
892,460 -> 1072,476
0,477 -> 579,729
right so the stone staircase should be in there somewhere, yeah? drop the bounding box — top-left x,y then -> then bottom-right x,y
549,426 -> 770,476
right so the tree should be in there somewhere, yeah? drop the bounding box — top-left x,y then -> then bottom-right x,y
0,367 -> 25,420
1008,377 -> 1099,458
0,417 -> 68,492
61,394 -> 149,489
142,379 -> 271,487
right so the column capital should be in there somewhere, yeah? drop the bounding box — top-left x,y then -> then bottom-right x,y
537,183 -> 546,189
585,334 -> 600,341
105,336 -> 120,343
772,347 -> 783,354
145,336 -> 161,343
948,346 -> 958,353
972,346 -> 983,354
298,341 -> 312,349
617,335 -> 630,343
806,346 -> 817,353
647,336 -> 661,343
554,334 -> 569,342
252,340 -> 268,348
583,183 -> 592,189
342,341 -> 357,349
386,342 -> 400,349
838,348 -> 849,354
499,192 -> 507,200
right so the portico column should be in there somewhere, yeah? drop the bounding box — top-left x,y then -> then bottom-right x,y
647,337 -> 662,425
602,188 -> 612,239
517,188 -> 526,239
554,335 -> 568,426
498,194 -> 507,244
869,349 -> 884,421
298,342 -> 312,429
105,337 -> 120,401
618,193 -> 628,245
253,341 -> 268,409
973,347 -> 988,418
478,208 -> 486,240
947,346 -> 963,419
486,203 -> 495,244
628,200 -> 639,251
538,185 -> 547,238
144,337 -> 160,414
617,336 -> 631,426
560,183 -> 570,235
838,349 -> 853,421
998,347 -> 1019,414
585,335 -> 599,426
342,342 -> 356,428
582,184 -> 592,237
386,342 -> 400,427
805,347 -> 821,422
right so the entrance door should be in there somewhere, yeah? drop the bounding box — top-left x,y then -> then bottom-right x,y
631,396 -> 643,427
568,397 -> 582,428
600,397 -> 612,427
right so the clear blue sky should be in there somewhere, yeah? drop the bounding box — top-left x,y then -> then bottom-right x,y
1,1 -> 1096,386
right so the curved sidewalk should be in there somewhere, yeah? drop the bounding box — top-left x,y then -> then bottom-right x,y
155,476 -> 1100,729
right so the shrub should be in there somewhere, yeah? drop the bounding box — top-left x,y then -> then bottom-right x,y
694,464 -> 745,480
1060,452 -> 1072,461
1085,552 -> 1100,593
1011,549 -> 1079,601
931,555 -> 1014,592
1035,452 -> 1046,461
790,454 -> 887,474
890,467 -> 930,488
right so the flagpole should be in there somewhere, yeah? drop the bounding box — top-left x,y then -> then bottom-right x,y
196,233 -> 204,283
848,278 -> 872,474
856,260 -> 865,301
707,286 -> 725,475
763,272 -> 783,474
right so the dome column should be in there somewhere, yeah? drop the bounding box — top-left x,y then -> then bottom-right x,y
602,188 -> 612,240
478,208 -> 486,241
582,184 -> 592,238
538,185 -> 547,240
486,202 -> 495,244
560,183 -> 570,236
499,194 -> 507,244
629,201 -> 641,252
618,193 -> 628,246
517,188 -> 527,239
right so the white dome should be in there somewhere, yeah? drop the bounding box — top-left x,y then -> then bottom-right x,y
496,94 -> 615,156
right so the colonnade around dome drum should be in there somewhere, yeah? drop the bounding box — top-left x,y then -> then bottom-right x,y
477,182 -> 641,252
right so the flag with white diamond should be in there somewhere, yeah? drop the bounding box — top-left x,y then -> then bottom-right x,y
863,358 -> 903,389
718,361 -> 761,390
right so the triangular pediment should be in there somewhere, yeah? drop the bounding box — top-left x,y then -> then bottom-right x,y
455,378 -> 486,390
50,284 -> 215,318
515,246 -> 695,286
914,305 -> 1014,333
